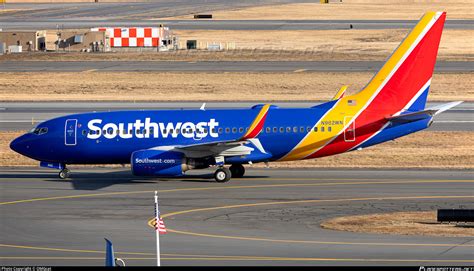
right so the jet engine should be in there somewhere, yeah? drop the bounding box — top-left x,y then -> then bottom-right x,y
131,149 -> 212,177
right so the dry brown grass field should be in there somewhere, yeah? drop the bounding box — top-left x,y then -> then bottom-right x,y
1,131 -> 473,169
321,211 -> 474,237
173,29 -> 473,61
2,29 -> 472,62
160,2 -> 474,20
0,72 -> 471,102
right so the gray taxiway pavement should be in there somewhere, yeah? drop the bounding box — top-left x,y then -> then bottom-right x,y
1,61 -> 473,73
2,1 -> 472,31
1,102 -> 472,132
1,1 -> 309,22
0,168 -> 473,266
2,19 -> 473,31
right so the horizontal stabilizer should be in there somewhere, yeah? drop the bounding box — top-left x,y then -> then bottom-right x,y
387,101 -> 463,123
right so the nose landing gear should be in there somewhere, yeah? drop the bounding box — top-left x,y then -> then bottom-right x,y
59,168 -> 70,179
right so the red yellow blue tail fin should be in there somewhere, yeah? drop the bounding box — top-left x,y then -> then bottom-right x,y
280,12 -> 447,161
354,11 -> 446,113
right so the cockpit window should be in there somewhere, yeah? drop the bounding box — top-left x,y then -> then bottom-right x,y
31,127 -> 48,135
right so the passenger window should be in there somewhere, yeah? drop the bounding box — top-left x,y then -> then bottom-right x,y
293,127 -> 298,133
286,127 -> 291,133
225,128 -> 230,133
307,127 -> 311,132
266,127 -> 271,133
82,130 -> 87,136
328,126 -> 332,132
218,128 -> 223,134
300,127 -> 305,133
321,126 -> 325,132
239,127 -> 244,133
273,127 -> 277,133
314,127 -> 318,132
279,127 -> 284,133
232,127 -> 237,133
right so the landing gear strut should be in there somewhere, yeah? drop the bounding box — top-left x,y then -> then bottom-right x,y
229,164 -> 245,178
214,167 -> 231,183
59,168 -> 70,179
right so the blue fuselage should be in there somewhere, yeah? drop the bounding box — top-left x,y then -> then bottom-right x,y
10,101 -> 431,166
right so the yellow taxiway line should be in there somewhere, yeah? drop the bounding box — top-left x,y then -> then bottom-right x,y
1,179 -> 472,206
1,179 -> 473,263
147,195 -> 474,248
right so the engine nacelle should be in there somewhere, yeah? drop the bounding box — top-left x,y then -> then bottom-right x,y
131,150 -> 185,177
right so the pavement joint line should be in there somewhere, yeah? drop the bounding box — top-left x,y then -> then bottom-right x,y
147,195 -> 474,247
1,179 -> 473,206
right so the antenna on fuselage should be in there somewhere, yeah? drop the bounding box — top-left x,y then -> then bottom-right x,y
200,103 -> 206,111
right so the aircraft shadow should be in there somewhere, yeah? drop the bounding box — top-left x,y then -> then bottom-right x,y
1,170 -> 269,191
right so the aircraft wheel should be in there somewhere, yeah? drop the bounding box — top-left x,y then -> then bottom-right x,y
59,169 -> 70,179
214,167 -> 231,183
229,164 -> 245,178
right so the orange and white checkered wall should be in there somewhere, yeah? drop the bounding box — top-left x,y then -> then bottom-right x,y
91,27 -> 161,47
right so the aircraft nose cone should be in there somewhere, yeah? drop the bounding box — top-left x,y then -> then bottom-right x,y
10,134 -> 30,156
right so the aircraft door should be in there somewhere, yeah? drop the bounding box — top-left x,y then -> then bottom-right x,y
344,116 -> 355,142
65,119 -> 78,146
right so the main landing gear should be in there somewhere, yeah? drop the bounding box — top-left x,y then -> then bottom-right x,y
214,167 -> 231,183
229,164 -> 245,178
214,164 -> 245,183
59,168 -> 70,179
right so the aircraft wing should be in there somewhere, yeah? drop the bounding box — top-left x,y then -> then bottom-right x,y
386,101 -> 463,123
150,138 -> 267,158
148,104 -> 271,158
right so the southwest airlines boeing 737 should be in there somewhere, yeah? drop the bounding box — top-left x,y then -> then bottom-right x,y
10,12 -> 462,182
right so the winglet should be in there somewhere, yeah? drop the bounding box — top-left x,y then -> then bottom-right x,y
332,85 -> 348,100
241,104 -> 271,140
